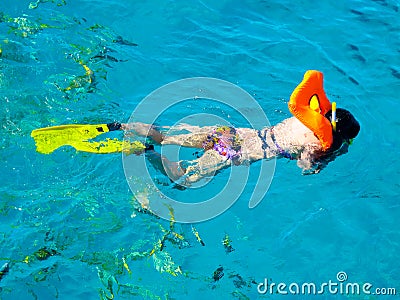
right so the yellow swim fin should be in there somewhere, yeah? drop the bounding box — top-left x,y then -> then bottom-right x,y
31,123 -> 146,154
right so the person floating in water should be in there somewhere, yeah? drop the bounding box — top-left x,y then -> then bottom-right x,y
120,70 -> 360,183
32,70 -> 360,183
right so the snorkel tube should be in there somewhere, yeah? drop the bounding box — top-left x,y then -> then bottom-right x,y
331,102 -> 337,131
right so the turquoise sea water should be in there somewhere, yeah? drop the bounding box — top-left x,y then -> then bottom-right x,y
1,0 -> 399,299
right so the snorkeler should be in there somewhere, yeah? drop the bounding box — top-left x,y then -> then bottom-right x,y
31,70 -> 360,183
121,70 -> 360,183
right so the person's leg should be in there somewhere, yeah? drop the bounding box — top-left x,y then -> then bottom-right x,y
161,132 -> 208,148
145,149 -> 186,181
182,150 -> 232,184
122,122 -> 211,148
145,149 -> 231,185
124,123 -> 232,183
122,122 -> 165,143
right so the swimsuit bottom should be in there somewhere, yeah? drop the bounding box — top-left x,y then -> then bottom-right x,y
202,126 -> 242,160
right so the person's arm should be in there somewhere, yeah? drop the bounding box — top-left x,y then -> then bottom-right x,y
288,70 -> 333,151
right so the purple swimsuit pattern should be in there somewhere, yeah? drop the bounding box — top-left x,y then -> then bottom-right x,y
202,126 -> 241,159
